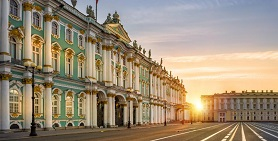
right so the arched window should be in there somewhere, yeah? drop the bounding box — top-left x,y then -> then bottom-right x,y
66,96 -> 73,115
10,37 -> 17,60
10,0 -> 18,17
78,54 -> 85,79
52,22 -> 59,35
10,90 -> 20,113
78,98 -> 85,116
52,95 -> 59,115
65,49 -> 75,77
66,29 -> 72,42
78,35 -> 83,47
33,45 -> 40,65
34,93 -> 41,114
33,12 -> 40,27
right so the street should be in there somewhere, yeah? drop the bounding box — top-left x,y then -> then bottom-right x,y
6,122 -> 278,141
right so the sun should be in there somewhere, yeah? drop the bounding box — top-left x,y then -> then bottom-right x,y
195,101 -> 203,111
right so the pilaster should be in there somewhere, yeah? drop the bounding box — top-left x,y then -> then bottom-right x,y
43,6 -> 53,72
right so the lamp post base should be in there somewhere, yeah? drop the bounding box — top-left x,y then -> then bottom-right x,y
127,121 -> 131,128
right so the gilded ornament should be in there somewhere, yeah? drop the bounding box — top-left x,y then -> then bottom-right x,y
23,2 -> 33,11
85,90 -> 90,94
66,39 -> 73,45
53,114 -> 60,118
53,89 -> 59,94
22,78 -> 32,84
102,45 -> 107,50
53,15 -> 60,21
44,14 -> 53,22
33,5 -> 42,12
34,86 -> 42,93
127,57 -> 134,62
9,14 -> 20,21
44,82 -> 54,88
66,114 -> 73,118
67,91 -> 73,97
9,27 -> 24,39
11,113 -> 20,118
92,90 -> 98,95
0,52 -> 10,56
79,30 -> 85,35
67,24 -> 73,29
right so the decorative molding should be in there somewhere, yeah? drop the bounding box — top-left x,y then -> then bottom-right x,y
44,14 -> 53,22
33,5 -> 42,12
44,82 -> 54,88
22,78 -> 32,84
23,2 -> 33,11
0,74 -> 12,80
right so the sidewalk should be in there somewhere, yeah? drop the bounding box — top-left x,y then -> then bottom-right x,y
0,123 -> 179,140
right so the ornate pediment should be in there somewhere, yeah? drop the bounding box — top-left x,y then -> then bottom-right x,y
103,12 -> 131,43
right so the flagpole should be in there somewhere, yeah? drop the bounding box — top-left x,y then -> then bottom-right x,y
96,0 -> 98,21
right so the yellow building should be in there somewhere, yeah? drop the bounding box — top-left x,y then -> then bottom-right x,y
201,90 -> 278,122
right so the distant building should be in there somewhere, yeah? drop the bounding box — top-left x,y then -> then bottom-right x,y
0,0 -> 187,131
201,90 -> 278,122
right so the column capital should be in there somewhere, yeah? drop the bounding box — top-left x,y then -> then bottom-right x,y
44,14 -> 53,22
23,2 -> 33,11
0,74 -> 12,80
107,93 -> 116,97
22,78 -> 32,84
85,90 -> 90,95
103,101 -> 108,104
127,57 -> 134,62
92,90 -> 98,95
44,82 -> 54,88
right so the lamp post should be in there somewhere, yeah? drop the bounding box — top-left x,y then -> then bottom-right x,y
164,101 -> 167,126
24,62 -> 42,136
127,99 -> 131,128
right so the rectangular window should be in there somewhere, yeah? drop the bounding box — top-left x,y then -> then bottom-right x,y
52,53 -> 58,71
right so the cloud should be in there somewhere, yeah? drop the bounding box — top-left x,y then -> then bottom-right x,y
164,51 -> 278,63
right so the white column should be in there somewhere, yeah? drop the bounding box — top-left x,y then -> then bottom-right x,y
135,63 -> 140,92
85,91 -> 91,127
44,81 -> 53,130
92,43 -> 96,80
149,73 -> 153,97
86,38 -> 93,78
250,98 -> 253,110
119,55 -> 123,87
112,96 -> 115,126
243,98 -> 247,110
0,76 -> 11,130
107,46 -> 112,86
0,0 -> 10,61
92,91 -> 97,127
257,98 -> 260,109
43,8 -> 53,72
107,95 -> 113,127
214,99 -> 217,110
237,99 -> 240,110
102,45 -> 107,82
138,101 -> 142,125
127,58 -> 133,90
123,104 -> 127,126
230,98 -> 234,110
157,77 -> 160,98
224,98 -> 227,110
23,78 -> 32,129
23,2 -> 33,62
270,98 -> 274,109
103,102 -> 108,128
130,100 -> 134,125
150,103 -> 154,124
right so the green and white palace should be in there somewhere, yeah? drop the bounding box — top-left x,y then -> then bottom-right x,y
0,0 -> 188,131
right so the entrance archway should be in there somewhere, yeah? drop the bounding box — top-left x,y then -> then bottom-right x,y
115,96 -> 124,126
97,92 -> 105,127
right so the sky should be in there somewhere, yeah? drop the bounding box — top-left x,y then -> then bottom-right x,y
64,0 -> 278,106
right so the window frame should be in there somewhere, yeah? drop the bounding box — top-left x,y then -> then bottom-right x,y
32,11 -> 42,30
9,0 -> 22,21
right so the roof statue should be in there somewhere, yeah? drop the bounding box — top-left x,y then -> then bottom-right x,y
86,5 -> 95,19
133,40 -> 138,48
112,11 -> 120,23
104,13 -> 112,24
139,45 -> 142,51
160,58 -> 163,65
71,0 -> 77,8
143,48 -> 146,55
149,49 -> 151,58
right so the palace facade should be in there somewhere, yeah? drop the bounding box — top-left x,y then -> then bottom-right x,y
0,0 -> 188,131
201,90 -> 278,122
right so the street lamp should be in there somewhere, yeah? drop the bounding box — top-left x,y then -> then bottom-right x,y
164,101 -> 167,126
24,62 -> 42,136
127,99 -> 131,128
